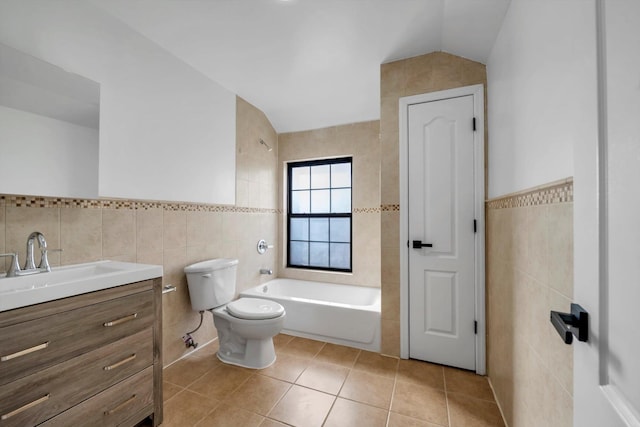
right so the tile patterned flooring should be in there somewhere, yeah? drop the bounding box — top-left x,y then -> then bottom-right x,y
161,335 -> 505,427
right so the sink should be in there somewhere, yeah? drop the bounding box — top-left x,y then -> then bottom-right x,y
0,261 -> 163,312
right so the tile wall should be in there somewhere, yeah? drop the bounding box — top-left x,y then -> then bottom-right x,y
486,178 -> 574,427
277,121 -> 381,288
0,96 -> 279,366
379,52 -> 488,355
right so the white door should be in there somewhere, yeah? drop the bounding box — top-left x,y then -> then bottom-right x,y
574,1 -> 640,425
407,95 -> 477,370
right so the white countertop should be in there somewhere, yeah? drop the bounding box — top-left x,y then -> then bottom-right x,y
0,261 -> 163,312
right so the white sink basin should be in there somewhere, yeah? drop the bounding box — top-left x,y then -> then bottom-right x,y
0,261 -> 163,312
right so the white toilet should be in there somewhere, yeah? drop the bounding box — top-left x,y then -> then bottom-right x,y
184,258 -> 285,369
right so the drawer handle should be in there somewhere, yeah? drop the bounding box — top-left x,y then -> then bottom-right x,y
103,313 -> 138,327
105,394 -> 136,416
103,354 -> 136,371
1,341 -> 49,362
1,394 -> 50,420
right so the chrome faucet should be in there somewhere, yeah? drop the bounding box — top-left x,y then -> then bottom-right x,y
25,231 -> 48,270
0,232 -> 61,278
259,268 -> 273,275
24,231 -> 61,273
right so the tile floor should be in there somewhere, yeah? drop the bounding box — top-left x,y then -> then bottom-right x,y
161,335 -> 505,427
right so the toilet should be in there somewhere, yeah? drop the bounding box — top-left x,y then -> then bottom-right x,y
184,258 -> 285,369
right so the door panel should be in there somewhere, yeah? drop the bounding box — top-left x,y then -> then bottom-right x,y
424,270 -> 457,335
408,95 -> 476,370
574,1 -> 640,425
422,117 -> 456,255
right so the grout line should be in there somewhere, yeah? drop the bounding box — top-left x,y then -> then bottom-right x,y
443,367 -> 452,427
384,368 -> 399,427
263,381 -> 293,422
321,395 -> 339,426
486,376 -> 509,427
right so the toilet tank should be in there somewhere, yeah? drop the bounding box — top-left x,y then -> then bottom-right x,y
184,258 -> 239,311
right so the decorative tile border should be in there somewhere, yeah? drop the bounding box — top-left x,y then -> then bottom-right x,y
0,194 -> 280,214
353,207 -> 381,213
0,194 -> 384,215
381,204 -> 400,212
486,178 -> 573,209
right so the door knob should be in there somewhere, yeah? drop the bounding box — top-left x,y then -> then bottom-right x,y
412,240 -> 433,249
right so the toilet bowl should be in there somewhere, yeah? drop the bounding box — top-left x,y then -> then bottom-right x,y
184,259 -> 285,369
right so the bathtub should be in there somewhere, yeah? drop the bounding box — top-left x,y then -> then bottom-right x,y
240,278 -> 381,352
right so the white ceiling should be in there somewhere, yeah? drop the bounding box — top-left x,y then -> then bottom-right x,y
93,0 -> 510,133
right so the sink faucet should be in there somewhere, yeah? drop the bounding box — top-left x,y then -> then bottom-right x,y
0,232 -> 61,278
24,231 -> 61,273
25,231 -> 48,271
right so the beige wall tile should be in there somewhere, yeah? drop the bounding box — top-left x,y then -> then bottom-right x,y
186,211 -> 214,247
511,207 -> 528,272
102,208 -> 135,259
352,212 -> 381,287
381,211 -> 399,249
486,186 -> 574,427
381,319 -> 400,357
236,96 -> 278,210
381,245 -> 399,285
137,207 -> 163,229
380,139 -> 399,206
163,210 -> 186,250
381,281 -> 400,322
381,60 -> 406,99
527,205 -> 549,284
548,203 -> 573,298
60,207 -> 102,265
137,250 -> 163,266
137,224 -> 163,255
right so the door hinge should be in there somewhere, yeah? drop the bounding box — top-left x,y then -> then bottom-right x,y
472,117 -> 477,131
474,321 -> 478,334
473,219 -> 477,233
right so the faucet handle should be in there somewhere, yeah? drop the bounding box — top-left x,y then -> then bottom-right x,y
39,248 -> 62,272
0,253 -> 21,277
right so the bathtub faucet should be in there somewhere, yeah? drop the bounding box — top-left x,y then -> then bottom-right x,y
259,268 -> 273,275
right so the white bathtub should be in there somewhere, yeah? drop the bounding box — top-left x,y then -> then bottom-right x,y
240,278 -> 381,352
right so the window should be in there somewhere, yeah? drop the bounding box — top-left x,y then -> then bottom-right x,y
287,157 -> 352,272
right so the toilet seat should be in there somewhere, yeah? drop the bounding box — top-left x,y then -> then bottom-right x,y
226,298 -> 284,320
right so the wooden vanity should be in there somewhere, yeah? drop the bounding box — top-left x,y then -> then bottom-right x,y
0,277 -> 163,427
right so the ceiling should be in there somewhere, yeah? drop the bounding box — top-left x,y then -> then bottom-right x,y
93,0 -> 510,133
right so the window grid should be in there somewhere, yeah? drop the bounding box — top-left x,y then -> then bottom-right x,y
287,157 -> 352,272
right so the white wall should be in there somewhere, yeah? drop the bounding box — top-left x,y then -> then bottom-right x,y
486,0 -> 598,198
0,0 -> 236,205
0,105 -> 99,198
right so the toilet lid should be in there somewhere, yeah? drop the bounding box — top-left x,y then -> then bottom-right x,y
226,298 -> 285,320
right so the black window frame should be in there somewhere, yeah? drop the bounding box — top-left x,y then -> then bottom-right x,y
286,157 -> 353,272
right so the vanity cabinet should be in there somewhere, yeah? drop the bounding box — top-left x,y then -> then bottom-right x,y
0,278 -> 162,427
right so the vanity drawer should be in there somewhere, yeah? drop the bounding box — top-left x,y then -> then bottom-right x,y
0,290 -> 153,386
40,366 -> 154,427
0,328 -> 153,427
